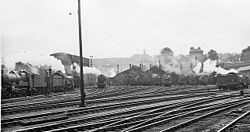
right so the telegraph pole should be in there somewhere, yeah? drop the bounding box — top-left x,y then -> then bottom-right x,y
78,0 -> 86,107
158,59 -> 161,70
117,65 -> 119,74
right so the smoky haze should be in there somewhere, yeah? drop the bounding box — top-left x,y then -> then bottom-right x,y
1,0 -> 250,58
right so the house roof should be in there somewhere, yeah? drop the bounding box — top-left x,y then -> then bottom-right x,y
237,65 -> 250,72
222,62 -> 250,70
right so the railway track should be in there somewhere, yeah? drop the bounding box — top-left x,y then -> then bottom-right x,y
1,85 -> 214,108
4,93 -> 240,132
1,86 -> 156,115
1,85 -> 215,110
123,99 -> 250,132
7,96 -> 207,132
1,87 -> 99,110
2,92 -> 217,128
2,85 -> 245,132
85,97 -> 249,132
1,86 -> 99,104
1,85 -> 215,109
1,85 -> 218,115
217,110 -> 250,132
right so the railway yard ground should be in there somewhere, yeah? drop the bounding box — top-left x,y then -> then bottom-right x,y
1,85 -> 250,132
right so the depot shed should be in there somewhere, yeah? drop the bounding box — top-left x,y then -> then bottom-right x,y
237,65 -> 250,78
112,66 -> 144,86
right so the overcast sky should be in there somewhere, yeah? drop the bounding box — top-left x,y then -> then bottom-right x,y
1,0 -> 250,58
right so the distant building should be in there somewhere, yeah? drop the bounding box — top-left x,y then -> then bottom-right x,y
131,50 -> 150,61
131,50 -> 156,69
220,62 -> 250,70
237,65 -> 250,78
241,46 -> 250,62
189,47 -> 205,62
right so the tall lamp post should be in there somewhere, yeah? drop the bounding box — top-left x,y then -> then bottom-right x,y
77,0 -> 85,107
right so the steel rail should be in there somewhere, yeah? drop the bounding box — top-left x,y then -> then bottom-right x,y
125,99 -> 250,132
11,97 -> 208,132
217,110 -> 250,132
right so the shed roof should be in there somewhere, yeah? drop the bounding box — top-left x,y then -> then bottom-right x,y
237,65 -> 250,72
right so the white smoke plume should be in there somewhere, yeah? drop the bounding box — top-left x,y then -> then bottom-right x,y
194,59 -> 238,75
72,63 -> 102,75
159,55 -> 198,75
160,56 -> 181,74
193,62 -> 202,75
108,68 -> 117,77
2,51 -> 65,74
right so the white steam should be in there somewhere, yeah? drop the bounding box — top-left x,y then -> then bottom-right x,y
108,68 -> 117,77
160,55 -> 198,75
194,59 -> 237,75
193,62 -> 202,75
72,63 -> 102,75
2,51 -> 65,73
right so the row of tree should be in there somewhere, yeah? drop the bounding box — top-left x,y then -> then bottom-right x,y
160,46 -> 249,63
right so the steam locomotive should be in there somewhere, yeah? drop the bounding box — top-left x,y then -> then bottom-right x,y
198,72 -> 250,90
216,73 -> 249,90
97,74 -> 106,88
1,69 -> 105,99
1,70 -> 74,99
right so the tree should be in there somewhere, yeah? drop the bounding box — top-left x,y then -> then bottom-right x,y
160,47 -> 173,57
241,46 -> 250,62
208,49 -> 218,60
218,53 -> 241,63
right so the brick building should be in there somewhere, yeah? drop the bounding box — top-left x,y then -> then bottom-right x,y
189,47 -> 205,62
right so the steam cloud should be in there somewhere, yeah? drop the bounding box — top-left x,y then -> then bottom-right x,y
72,63 -> 102,75
193,59 -> 238,75
159,55 -> 198,75
2,51 -> 65,74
